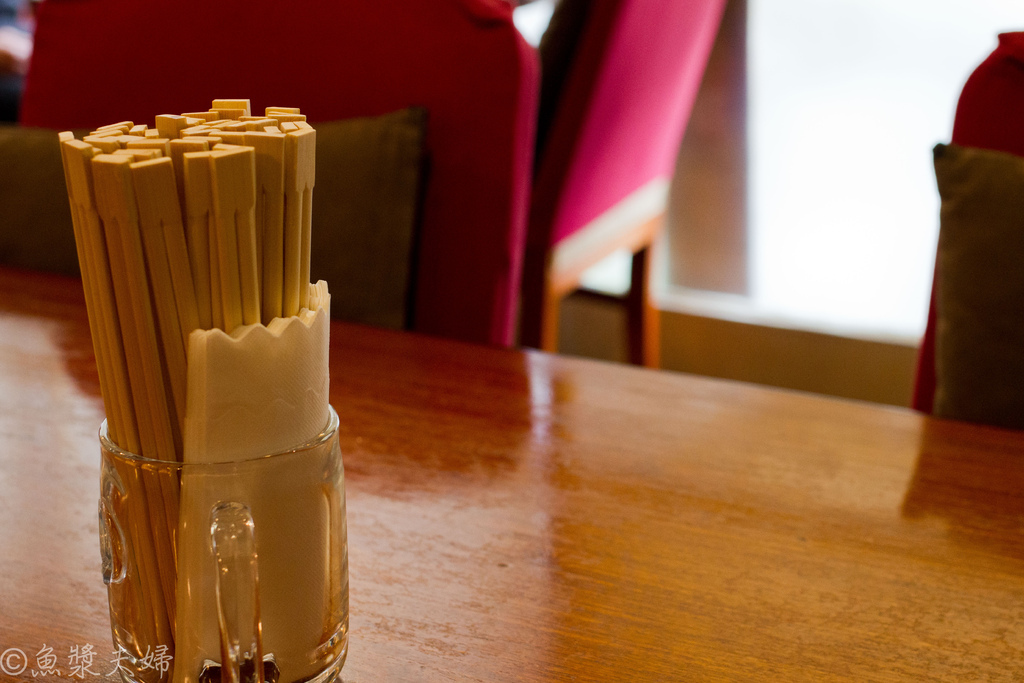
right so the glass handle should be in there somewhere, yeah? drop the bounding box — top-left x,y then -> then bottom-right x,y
210,502 -> 264,683
98,498 -> 127,585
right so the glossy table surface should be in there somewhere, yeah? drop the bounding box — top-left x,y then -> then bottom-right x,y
1,267 -> 1024,682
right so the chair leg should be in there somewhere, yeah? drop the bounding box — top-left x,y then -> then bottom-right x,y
520,251 -> 563,353
627,245 -> 660,368
539,286 -> 562,353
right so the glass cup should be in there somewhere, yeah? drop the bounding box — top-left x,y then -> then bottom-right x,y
99,407 -> 349,683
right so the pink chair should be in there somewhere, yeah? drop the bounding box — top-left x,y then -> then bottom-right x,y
21,0 -> 539,347
912,32 -> 1024,413
520,0 -> 725,366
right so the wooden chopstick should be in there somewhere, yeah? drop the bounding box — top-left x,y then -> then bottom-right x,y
113,149 -> 162,161
241,117 -> 276,132
181,111 -> 217,122
155,114 -> 188,140
170,139 -> 213,329
180,125 -> 214,137
213,131 -> 246,145
280,126 -> 314,315
90,152 -> 178,652
212,98 -> 251,117
269,113 -> 306,124
126,137 -> 172,157
83,135 -> 121,153
60,136 -> 141,453
91,154 -> 178,462
183,150 -> 222,331
96,120 -> 133,132
287,128 -> 316,311
87,128 -> 125,138
209,145 -> 261,329
209,108 -> 247,122
245,131 -> 286,323
132,157 -> 200,443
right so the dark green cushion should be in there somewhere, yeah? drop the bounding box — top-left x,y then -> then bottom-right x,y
311,107 -> 427,330
933,143 -> 1024,429
0,124 -> 80,276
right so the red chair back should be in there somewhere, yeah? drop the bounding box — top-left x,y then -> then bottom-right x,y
913,32 -> 1024,412
22,0 -> 539,347
529,0 -> 725,250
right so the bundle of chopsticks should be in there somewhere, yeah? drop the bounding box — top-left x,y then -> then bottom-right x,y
60,99 -> 316,463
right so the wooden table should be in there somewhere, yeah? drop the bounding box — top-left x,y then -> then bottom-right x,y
1,266 -> 1023,682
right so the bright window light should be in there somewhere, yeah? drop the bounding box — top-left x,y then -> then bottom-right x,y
749,0 -> 1020,340
513,0 -> 556,48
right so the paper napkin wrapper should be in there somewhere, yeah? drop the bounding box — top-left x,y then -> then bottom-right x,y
183,281 -> 331,462
174,282 -> 332,683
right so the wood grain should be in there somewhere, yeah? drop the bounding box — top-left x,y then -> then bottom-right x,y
1,267 -> 1023,682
